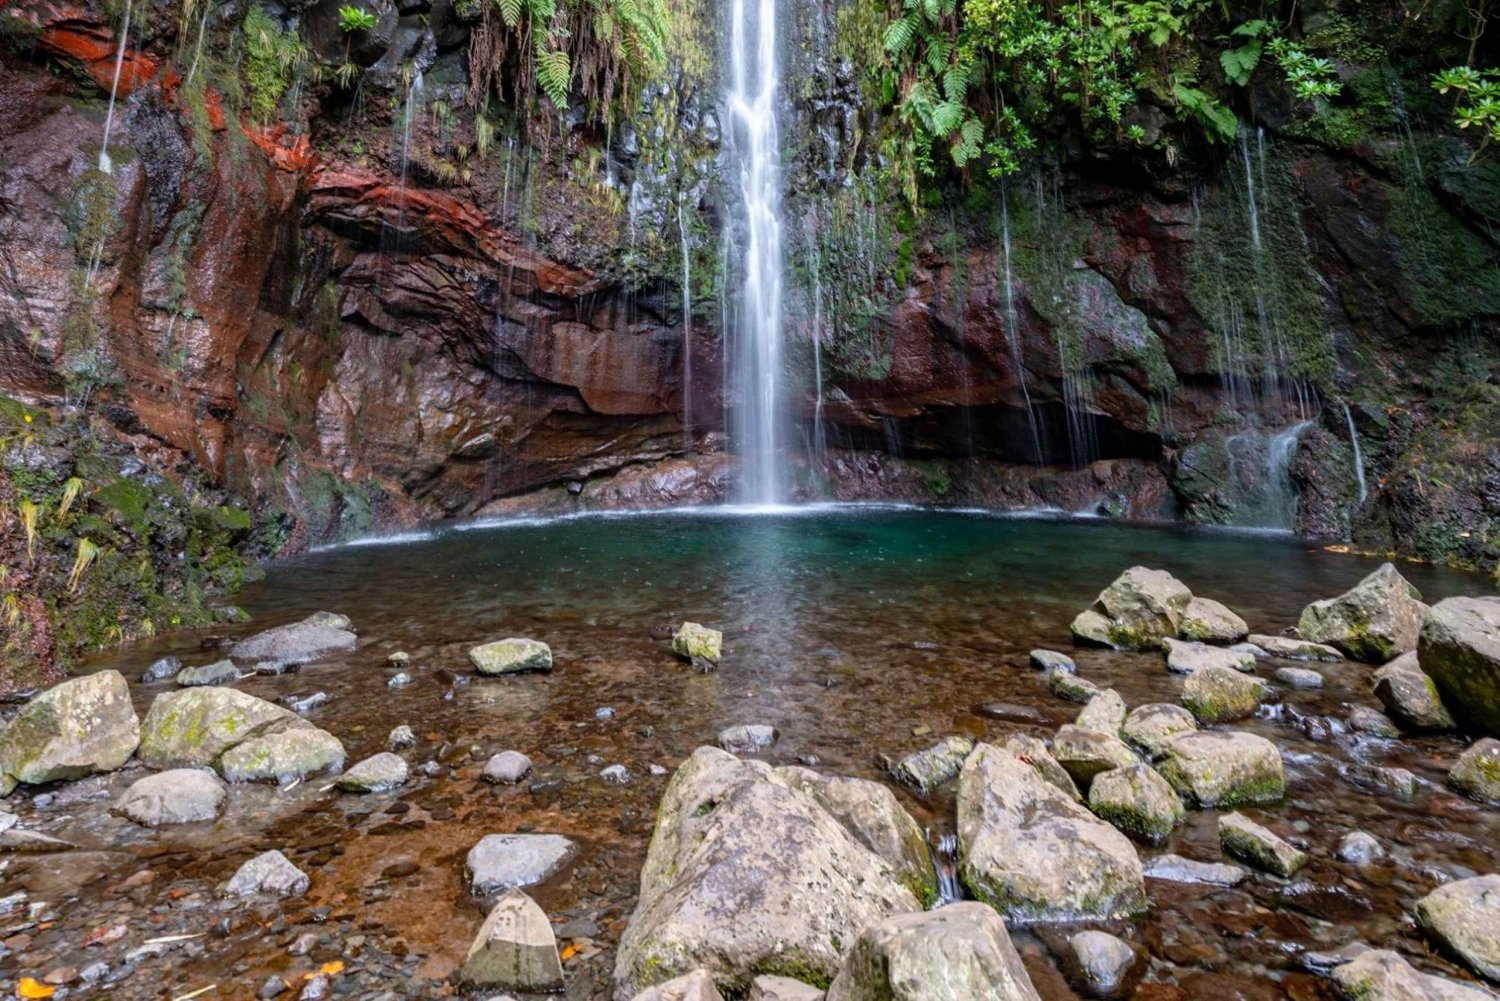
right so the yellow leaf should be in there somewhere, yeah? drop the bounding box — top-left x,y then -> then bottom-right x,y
560,944 -> 580,961
318,961 -> 344,976
18,979 -> 58,999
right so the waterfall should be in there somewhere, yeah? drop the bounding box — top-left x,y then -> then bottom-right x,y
98,0 -> 133,175
678,194 -> 694,450
1344,403 -> 1369,504
727,0 -> 785,505
1265,420 -> 1312,530
1000,189 -> 1043,462
392,72 -> 424,252
805,213 -> 827,472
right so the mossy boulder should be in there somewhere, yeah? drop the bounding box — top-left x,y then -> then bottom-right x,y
1181,664 -> 1268,723
1415,875 -> 1500,985
1050,726 -> 1139,790
1050,666 -> 1102,704
1218,812 -> 1307,877
671,622 -> 723,666
1156,731 -> 1284,808
1449,738 -> 1500,806
1089,764 -> 1185,844
219,727 -> 345,784
1070,567 -> 1194,651
1003,735 -> 1081,801
1419,596 -> 1500,737
1120,703 -> 1197,759
1298,563 -> 1428,663
1372,653 -> 1456,731
1178,597 -> 1248,644
469,638 -> 554,675
1330,949 -> 1495,1000
138,687 -> 308,771
0,670 -> 139,795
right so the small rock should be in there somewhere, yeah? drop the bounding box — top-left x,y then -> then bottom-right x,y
1219,812 -> 1308,877
388,725 -> 417,750
893,736 -> 974,792
1231,642 -> 1269,659
142,656 -> 183,683
1416,874 -> 1500,984
1330,949 -> 1494,1001
281,691 -> 329,715
1030,649 -> 1075,672
1050,666 -> 1101,704
1143,854 -> 1247,886
386,651 -> 411,668
467,834 -> 576,895
387,672 -> 412,688
300,973 -> 331,1000
459,889 -> 564,991
1373,655 -> 1456,730
1050,726 -> 1138,789
1067,929 -> 1138,996
1341,762 -> 1418,797
225,850 -> 309,898
671,622 -> 723,666
483,751 -> 534,785
1337,831 -> 1385,864
1274,667 -> 1324,689
978,702 -> 1049,724
469,638 -> 553,675
304,611 -> 352,631
175,660 -> 240,687
338,752 -> 409,793
116,768 -> 226,826
1246,634 -> 1344,662
632,969 -> 725,1000
229,616 -> 357,672
1089,763 -> 1184,844
1119,703 -> 1197,759
1449,738 -> 1500,806
595,706 -> 616,720
749,975 -> 823,1001
1347,705 -> 1401,738
1163,638 -> 1257,675
718,724 -> 778,755
600,764 -> 631,784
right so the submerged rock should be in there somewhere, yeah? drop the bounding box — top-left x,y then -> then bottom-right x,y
460,889 -> 564,992
1416,874 -> 1500,984
467,834 -> 576,895
671,622 -> 723,666
1275,667 -> 1324,689
956,743 -> 1145,922
1298,563 -> 1427,663
1089,764 -> 1185,844
175,660 -> 240,687
226,850 -> 309,898
1218,812 -> 1308,877
718,724 -> 778,755
1156,731 -> 1285,808
1247,634 -> 1344,662
612,747 -> 918,997
1449,738 -> 1500,806
338,752 -> 408,793
483,750 -> 534,785
468,638 -> 553,675
1143,855 -> 1246,886
1178,597 -> 1249,644
825,902 -> 1042,1001
1163,638 -> 1256,675
0,670 -> 139,795
229,616 -> 358,672
1420,596 -> 1500,737
1070,567 -> 1194,651
1348,705 -> 1402,738
1373,654 -> 1456,731
893,735 -> 974,792
1329,948 -> 1495,1000
1120,703 -> 1197,759
1181,664 -> 1268,723
1066,930 -> 1139,997
116,768 -> 226,826
1337,831 -> 1386,864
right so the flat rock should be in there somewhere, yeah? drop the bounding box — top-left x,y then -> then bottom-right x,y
1050,725 -> 1138,789
1076,689 -> 1128,734
116,769 -> 226,826
229,617 -> 357,671
338,752 -> 408,793
894,735 -> 974,793
1331,948 -> 1496,1000
1275,667 -> 1324,689
469,638 -> 553,675
1247,634 -> 1344,662
1071,567 -> 1194,651
1179,597 -> 1249,644
749,976 -> 823,1001
1416,874 -> 1500,984
1089,764 -> 1184,844
1374,655 -> 1456,731
467,834 -> 576,895
825,902 -> 1042,1001
718,724 -> 778,755
226,850 -> 309,897
1030,649 -> 1075,672
1120,703 -> 1197,759
1181,664 -> 1268,723
1156,730 -> 1285,808
1449,738 -> 1500,806
1298,563 -> 1428,663
1143,854 -> 1246,886
483,751 -> 534,785
460,889 -> 564,992
175,660 -> 240,687
1420,596 -> 1500,737
1219,812 -> 1308,877
632,970 -> 726,1000
671,622 -> 723,665
0,671 -> 140,795
219,727 -> 345,784
1164,637 -> 1256,675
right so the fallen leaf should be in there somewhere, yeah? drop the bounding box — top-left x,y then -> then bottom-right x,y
560,944 -> 579,962
17,979 -> 57,999
318,961 -> 344,976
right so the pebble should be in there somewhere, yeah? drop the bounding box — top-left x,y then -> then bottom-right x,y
648,764 -> 669,776
595,706 -> 616,719
600,764 -> 631,785
388,725 -> 416,750
259,976 -> 288,999
388,672 -> 412,688
483,751 -> 533,785
300,973 -> 331,999
1338,831 -> 1386,863
387,651 -> 411,668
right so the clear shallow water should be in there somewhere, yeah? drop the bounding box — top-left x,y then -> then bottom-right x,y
18,511 -> 1500,999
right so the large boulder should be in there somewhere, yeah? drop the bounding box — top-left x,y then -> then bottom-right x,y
612,748 -> 919,998
0,670 -> 139,794
1156,731 -> 1285,808
468,638 -> 553,675
956,743 -> 1145,922
1089,764 -> 1184,844
139,688 -> 342,784
1449,738 -> 1500,806
1178,597 -> 1249,644
1373,654 -> 1456,731
1070,567 -> 1194,651
1298,563 -> 1428,663
1420,597 -> 1500,737
115,768 -> 226,826
1416,875 -> 1500,984
824,903 -> 1042,1001
1120,704 -> 1197,759
1003,736 -> 1081,801
460,889 -> 565,992
228,615 -> 357,672
217,727 -> 345,785
1181,664 -> 1268,723
1329,949 -> 1495,1000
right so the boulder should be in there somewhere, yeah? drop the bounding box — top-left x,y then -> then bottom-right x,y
1120,704 -> 1197,759
225,850 -> 309,897
1156,731 -> 1285,808
0,671 -> 140,795
612,747 -> 919,997
467,834 -> 576,895
718,724 -> 778,755
1330,949 -> 1496,1000
632,970 -> 726,1001
174,660 -> 240,687
1449,738 -> 1500,806
1066,930 -> 1139,997
749,976 -> 823,1001
1298,563 -> 1428,662
671,622 -> 723,665
893,736 -> 974,792
1218,812 -> 1307,877
775,766 -> 935,905
1003,735 -> 1081,800
1373,655 -> 1456,731
468,638 -> 553,675
460,889 -> 564,992
1050,726 -> 1138,789
1163,638 -> 1256,675
1075,689 -> 1127,734
1416,874 -> 1500,984
824,902 -> 1042,1001
219,728 -> 345,784
1246,634 -> 1344,662
1348,705 -> 1402,738
1143,855 -> 1246,886
1181,664 -> 1268,723
337,752 -> 408,793
1337,831 -> 1386,864
304,611 -> 352,631
1179,597 -> 1249,644
1275,667 -> 1324,688
229,617 -> 357,671
483,751 -> 534,785
1070,567 -> 1194,651
1050,667 -> 1101,704
1089,764 -> 1185,844
115,769 -> 226,826
956,743 -> 1145,922
1029,649 -> 1075,672
1420,597 -> 1500,737
139,688 -> 307,770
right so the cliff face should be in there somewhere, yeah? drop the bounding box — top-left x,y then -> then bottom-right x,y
0,0 -> 1497,688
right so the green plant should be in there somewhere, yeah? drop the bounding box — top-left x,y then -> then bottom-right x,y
56,477 -> 84,523
243,5 -> 308,124
67,538 -> 99,593
1220,19 -> 1271,86
18,500 -> 39,561
337,4 -> 377,32
1267,38 -> 1343,101
1433,65 -> 1500,158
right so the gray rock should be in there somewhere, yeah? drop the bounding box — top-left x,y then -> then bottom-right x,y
1156,730 -> 1285,808
1120,703 -> 1197,759
338,752 -> 408,793
1143,854 -> 1246,886
1298,563 -> 1428,663
1231,642 -> 1270,659
1338,831 -> 1385,864
1449,738 -> 1500,806
671,622 -> 723,665
388,672 -> 412,687
1163,638 -> 1257,675
1348,705 -> 1402,738
718,724 -> 778,755
1374,655 -> 1456,731
1330,948 -> 1496,1000
1075,689 -> 1127,734
483,751 -> 534,785
1003,735 -> 1081,801
388,725 -> 417,750
0,670 -> 140,795
116,768 -> 226,826
631,970 -> 725,1000
229,617 -> 357,672
219,727 -> 345,785
1416,874 -> 1500,984
749,975 -> 822,1001
1276,667 -> 1325,689
1178,597 -> 1249,644
1181,664 -> 1268,723
1219,812 -> 1308,877
1050,726 -> 1139,789
459,889 -> 564,992
825,902 -> 1042,1001
1029,649 -> 1075,672
1342,762 -> 1419,797
467,834 -> 576,895
139,688 -> 308,770
1420,596 -> 1500,737
304,611 -> 352,631
957,743 -> 1145,921
282,691 -> 329,715
226,850 -> 309,897
1066,930 -> 1138,996
1089,764 -> 1185,844
1070,567 -> 1194,651
175,660 -> 240,687
612,747 -> 919,997
1247,634 -> 1344,662
1050,666 -> 1102,704
893,735 -> 974,792
142,656 -> 182,683
601,764 -> 632,784
469,638 -> 553,675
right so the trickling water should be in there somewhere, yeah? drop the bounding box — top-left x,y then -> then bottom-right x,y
678,194 -> 694,450
727,0 -> 785,504
1344,403 -> 1369,505
804,213 -> 827,472
999,190 -> 1043,462
97,0 -> 132,175
1266,420 -> 1313,530
393,72 -> 425,251
928,827 -> 962,907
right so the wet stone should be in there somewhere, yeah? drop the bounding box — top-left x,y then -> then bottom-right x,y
1449,738 -> 1500,806
1120,704 -> 1197,759
387,725 -> 416,750
226,850 -> 309,898
1030,649 -> 1076,672
979,702 -> 1050,724
116,768 -> 226,826
601,764 -> 632,784
1337,831 -> 1385,864
893,736 -> 974,793
1143,855 -> 1247,886
142,656 -> 183,683
1274,667 -> 1324,689
1347,705 -> 1401,738
338,752 -> 409,793
467,834 -> 576,895
483,751 -> 534,785
176,659 -> 240,687
469,638 -> 553,675
1247,634 -> 1344,662
1163,638 -> 1256,675
1050,666 -> 1102,704
1067,929 -> 1139,997
1416,874 -> 1500,984
717,724 -> 778,755
1218,813 -> 1308,877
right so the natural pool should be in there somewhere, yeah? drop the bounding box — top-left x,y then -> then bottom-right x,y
12,508 -> 1500,999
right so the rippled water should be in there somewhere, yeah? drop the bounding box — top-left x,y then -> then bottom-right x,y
17,510 -> 1500,999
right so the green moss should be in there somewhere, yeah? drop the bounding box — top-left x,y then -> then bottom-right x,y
1388,178 -> 1500,328
243,6 -> 304,125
